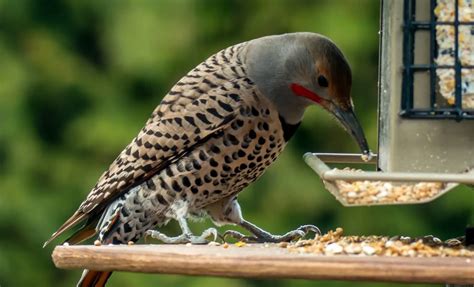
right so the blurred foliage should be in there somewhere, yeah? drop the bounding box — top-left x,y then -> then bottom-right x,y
0,0 -> 472,286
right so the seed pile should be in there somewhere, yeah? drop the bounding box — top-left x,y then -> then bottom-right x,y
284,228 -> 473,257
435,0 -> 474,108
333,168 -> 445,205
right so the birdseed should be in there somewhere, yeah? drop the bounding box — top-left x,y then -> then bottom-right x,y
285,228 -> 474,257
208,241 -> 221,246
361,152 -> 374,163
333,168 -> 445,205
434,0 -> 474,108
235,241 -> 247,247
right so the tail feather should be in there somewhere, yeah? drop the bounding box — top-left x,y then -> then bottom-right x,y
43,211 -> 87,247
78,270 -> 112,287
64,217 -> 99,245
64,226 -> 96,245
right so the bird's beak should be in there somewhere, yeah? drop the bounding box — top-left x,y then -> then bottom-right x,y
331,105 -> 370,156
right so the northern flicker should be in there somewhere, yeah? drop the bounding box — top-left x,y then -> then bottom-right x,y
45,32 -> 370,286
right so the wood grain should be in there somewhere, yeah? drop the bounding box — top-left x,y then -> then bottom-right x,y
52,244 -> 474,284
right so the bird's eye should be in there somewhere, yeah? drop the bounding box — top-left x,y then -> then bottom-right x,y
318,75 -> 329,88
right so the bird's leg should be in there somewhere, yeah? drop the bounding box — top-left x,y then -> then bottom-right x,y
145,217 -> 217,244
205,196 -> 320,243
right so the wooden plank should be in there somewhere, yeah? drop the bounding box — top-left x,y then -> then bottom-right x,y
52,244 -> 474,285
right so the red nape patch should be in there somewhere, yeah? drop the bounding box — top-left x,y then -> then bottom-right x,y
290,83 -> 323,104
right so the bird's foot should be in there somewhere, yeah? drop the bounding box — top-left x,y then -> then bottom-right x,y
223,223 -> 321,243
145,227 -> 218,244
222,229 -> 303,243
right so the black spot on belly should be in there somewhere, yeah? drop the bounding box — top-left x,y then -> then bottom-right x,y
210,158 -> 219,167
172,181 -> 182,192
251,107 -> 259,116
160,179 -> 169,190
121,207 -> 130,217
232,152 -> 239,160
177,163 -> 186,172
123,222 -> 133,233
199,150 -> 208,161
195,178 -> 203,186
145,179 -> 156,190
228,134 -> 239,145
156,194 -> 168,205
249,130 -> 257,139
210,145 -> 221,154
192,159 -> 201,170
182,176 -> 191,187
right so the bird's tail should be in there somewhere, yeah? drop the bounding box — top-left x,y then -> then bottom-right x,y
77,269 -> 112,287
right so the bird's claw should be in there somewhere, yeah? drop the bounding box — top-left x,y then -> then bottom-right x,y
200,227 -> 219,243
222,229 -> 304,243
296,224 -> 321,237
145,227 -> 219,244
222,230 -> 258,243
222,224 -> 321,243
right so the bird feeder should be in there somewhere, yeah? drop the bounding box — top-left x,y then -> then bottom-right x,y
305,0 -> 474,206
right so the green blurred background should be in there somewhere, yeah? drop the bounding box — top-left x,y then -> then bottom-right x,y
0,0 -> 472,286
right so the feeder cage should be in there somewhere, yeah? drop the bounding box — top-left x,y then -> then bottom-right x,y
305,0 -> 474,206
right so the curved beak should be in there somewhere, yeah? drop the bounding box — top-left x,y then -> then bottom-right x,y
331,105 -> 370,156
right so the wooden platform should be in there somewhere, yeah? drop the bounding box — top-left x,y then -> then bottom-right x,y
52,244 -> 474,285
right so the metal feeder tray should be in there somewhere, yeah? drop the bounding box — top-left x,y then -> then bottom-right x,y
304,153 -> 474,207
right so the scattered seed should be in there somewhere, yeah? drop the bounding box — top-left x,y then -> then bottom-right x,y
235,241 -> 246,247
278,242 -> 289,248
284,228 -> 474,258
325,243 -> 343,254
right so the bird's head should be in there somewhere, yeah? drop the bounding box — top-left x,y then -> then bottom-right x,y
246,32 -> 370,156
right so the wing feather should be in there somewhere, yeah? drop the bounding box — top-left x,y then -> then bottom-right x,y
44,74 -> 252,245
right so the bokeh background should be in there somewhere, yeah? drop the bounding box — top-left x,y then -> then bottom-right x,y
1,0 -> 473,286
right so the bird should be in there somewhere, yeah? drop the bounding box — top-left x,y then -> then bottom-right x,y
44,32 -> 370,287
